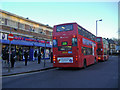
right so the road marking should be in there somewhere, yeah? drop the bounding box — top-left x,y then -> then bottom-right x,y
2,69 -> 55,78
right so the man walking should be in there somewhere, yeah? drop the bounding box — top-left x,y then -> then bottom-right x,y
11,48 -> 16,68
34,50 -> 37,61
24,50 -> 29,66
38,51 -> 41,64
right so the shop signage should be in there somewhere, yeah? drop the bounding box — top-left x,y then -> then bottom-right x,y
0,33 -> 8,40
14,36 -> 50,44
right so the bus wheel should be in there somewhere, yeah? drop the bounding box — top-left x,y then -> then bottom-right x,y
94,58 -> 97,64
83,60 -> 86,68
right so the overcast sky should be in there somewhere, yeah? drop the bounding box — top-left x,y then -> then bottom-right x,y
0,1 -> 118,39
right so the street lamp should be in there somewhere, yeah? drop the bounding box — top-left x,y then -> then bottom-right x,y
96,19 -> 102,36
44,39 -> 47,67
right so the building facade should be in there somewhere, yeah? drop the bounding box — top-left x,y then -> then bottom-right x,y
0,9 -> 53,61
106,38 -> 116,55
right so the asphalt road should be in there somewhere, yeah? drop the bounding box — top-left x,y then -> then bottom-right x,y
2,56 -> 118,88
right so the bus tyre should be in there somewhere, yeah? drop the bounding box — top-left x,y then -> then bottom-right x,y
94,58 -> 96,64
83,60 -> 86,68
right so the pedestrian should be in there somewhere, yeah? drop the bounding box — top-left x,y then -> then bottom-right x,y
5,49 -> 9,64
2,47 -> 8,61
34,50 -> 37,61
50,52 -> 53,63
38,51 -> 41,64
11,48 -> 16,68
19,48 -> 22,61
24,50 -> 29,66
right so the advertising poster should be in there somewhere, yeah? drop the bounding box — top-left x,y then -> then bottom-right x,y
45,49 -> 49,58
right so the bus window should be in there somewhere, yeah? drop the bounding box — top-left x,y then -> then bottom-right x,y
97,38 -> 101,42
72,38 -> 77,46
82,47 -> 92,55
56,24 -> 73,32
53,39 -> 57,47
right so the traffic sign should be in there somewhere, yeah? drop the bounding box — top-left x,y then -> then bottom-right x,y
8,33 -> 14,41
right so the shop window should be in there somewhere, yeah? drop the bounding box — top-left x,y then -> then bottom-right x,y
42,30 -> 46,35
34,27 -> 39,33
25,24 -> 30,31
29,26 -> 36,32
39,28 -> 43,34
49,31 -> 52,36
19,23 -> 25,30
6,19 -> 18,28
0,17 -> 5,25
5,18 -> 7,25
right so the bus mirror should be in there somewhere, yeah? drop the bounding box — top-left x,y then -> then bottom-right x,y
72,38 -> 77,46
53,39 -> 57,47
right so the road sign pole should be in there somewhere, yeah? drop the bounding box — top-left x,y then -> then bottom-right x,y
8,40 -> 11,72
8,28 -> 12,72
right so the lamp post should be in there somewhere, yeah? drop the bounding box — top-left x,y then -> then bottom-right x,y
8,28 -> 12,72
96,19 -> 102,36
44,40 -> 47,67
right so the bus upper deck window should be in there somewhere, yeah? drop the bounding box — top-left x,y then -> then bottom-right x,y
72,38 -> 77,46
97,38 -> 101,42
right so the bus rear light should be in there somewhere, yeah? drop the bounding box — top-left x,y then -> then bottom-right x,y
98,57 -> 101,60
73,35 -> 76,38
53,56 -> 56,59
53,55 -> 56,61
75,56 -> 78,61
53,37 -> 56,39
53,59 -> 56,61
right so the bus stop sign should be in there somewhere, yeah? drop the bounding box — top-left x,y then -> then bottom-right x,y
8,34 -> 14,41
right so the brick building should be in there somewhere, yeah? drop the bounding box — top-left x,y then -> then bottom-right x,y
0,9 -> 53,61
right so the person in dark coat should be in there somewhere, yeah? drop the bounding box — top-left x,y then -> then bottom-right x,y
38,51 -> 41,64
5,49 -> 9,63
51,52 -> 53,63
34,50 -> 37,61
19,48 -> 22,61
11,48 -> 16,68
2,47 -> 8,61
24,50 -> 29,66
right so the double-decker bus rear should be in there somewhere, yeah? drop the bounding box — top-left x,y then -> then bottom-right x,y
97,37 -> 109,61
53,23 -> 79,67
53,22 -> 98,68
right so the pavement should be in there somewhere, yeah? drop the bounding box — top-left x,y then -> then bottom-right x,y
2,59 -> 54,76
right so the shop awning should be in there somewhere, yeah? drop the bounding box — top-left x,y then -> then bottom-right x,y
1,39 -> 52,48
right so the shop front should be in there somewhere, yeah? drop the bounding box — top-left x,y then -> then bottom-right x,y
0,33 -> 52,61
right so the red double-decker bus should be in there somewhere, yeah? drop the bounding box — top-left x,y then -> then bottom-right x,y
52,22 -> 98,68
96,37 -> 109,61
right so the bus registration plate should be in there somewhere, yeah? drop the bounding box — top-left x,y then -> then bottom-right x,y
57,57 -> 73,63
